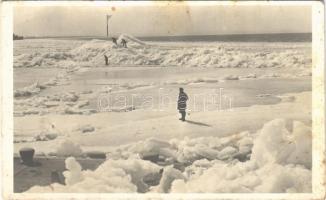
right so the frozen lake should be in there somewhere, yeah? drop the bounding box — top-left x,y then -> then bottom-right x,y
13,38 -> 313,193
14,66 -> 311,111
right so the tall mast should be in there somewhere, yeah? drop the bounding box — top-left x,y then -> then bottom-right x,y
106,15 -> 112,38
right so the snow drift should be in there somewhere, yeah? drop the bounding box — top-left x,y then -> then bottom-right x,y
251,118 -> 311,169
27,157 -> 160,193
14,35 -> 311,69
69,39 -> 311,68
171,119 -> 312,193
27,118 -> 311,193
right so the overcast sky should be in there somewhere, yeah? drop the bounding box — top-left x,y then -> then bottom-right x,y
14,4 -> 311,37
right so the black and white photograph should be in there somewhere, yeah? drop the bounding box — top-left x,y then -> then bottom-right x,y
1,1 -> 324,197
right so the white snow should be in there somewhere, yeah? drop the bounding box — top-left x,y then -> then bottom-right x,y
24,116 -> 311,193
218,146 -> 238,160
169,119 -> 312,193
75,124 -> 95,133
14,37 -> 312,193
171,161 -> 311,193
27,158 -> 161,193
14,36 -> 311,70
152,165 -> 185,193
54,140 -> 84,157
251,119 -> 311,169
34,132 -> 58,141
14,81 -> 45,97
63,157 -> 84,185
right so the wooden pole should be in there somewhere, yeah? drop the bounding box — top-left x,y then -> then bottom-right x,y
106,15 -> 111,38
106,15 -> 109,38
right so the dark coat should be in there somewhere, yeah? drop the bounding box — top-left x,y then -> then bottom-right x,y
177,92 -> 188,111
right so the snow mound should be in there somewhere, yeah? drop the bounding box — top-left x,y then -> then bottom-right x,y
14,82 -> 45,97
169,119 -> 312,193
14,52 -> 74,68
34,132 -> 58,141
27,158 -> 161,193
218,146 -> 238,160
14,36 -> 311,71
152,165 -> 186,193
75,124 -> 95,133
118,34 -> 147,46
63,157 -> 84,185
14,91 -> 96,116
134,138 -> 172,158
171,161 -> 311,193
251,118 -> 311,169
54,140 -> 83,157
110,134 -> 250,165
25,119 -> 311,193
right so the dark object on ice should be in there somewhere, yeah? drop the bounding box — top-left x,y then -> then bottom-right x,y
13,33 -> 24,40
51,170 -> 65,184
111,37 -> 118,46
19,147 -> 35,166
86,151 -> 106,159
177,88 -> 188,121
80,125 -> 95,133
14,157 -> 104,192
104,55 -> 109,65
121,38 -> 127,48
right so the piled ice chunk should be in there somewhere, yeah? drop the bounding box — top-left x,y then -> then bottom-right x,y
27,118 -> 311,193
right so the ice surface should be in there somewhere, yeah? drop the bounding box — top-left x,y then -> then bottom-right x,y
13,37 -> 311,117
14,37 -> 312,193
15,36 -> 311,70
25,118 -> 311,193
34,132 -> 58,141
55,140 -> 83,157
14,81 -> 45,97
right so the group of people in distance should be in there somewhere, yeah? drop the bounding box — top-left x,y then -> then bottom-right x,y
104,37 -> 128,66
103,37 -> 190,122
111,37 -> 127,48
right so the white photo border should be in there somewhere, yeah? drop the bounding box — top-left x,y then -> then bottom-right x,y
1,1 -> 325,199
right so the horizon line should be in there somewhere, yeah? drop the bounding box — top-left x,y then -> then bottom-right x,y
21,32 -> 312,39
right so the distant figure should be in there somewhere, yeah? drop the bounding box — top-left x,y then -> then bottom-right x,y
111,37 -> 118,46
177,88 -> 188,121
121,38 -> 127,48
104,55 -> 108,65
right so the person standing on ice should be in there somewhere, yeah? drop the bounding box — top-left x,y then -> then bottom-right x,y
121,38 -> 127,48
177,88 -> 188,121
104,55 -> 109,65
111,37 -> 118,46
